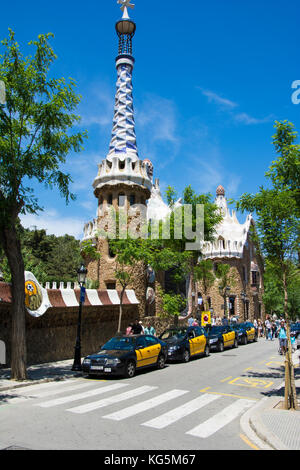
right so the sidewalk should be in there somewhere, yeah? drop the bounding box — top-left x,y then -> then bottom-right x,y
240,349 -> 300,450
0,359 -> 81,392
1,352 -> 300,450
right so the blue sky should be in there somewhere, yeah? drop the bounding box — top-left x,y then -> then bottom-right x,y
1,0 -> 300,238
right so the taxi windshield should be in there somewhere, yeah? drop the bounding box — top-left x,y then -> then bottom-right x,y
210,326 -> 224,334
160,329 -> 187,340
101,337 -> 134,351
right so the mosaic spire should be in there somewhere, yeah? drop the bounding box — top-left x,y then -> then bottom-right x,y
93,2 -> 153,197
107,2 -> 138,159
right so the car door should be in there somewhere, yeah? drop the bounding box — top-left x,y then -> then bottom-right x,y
194,327 -> 206,354
135,336 -> 148,368
144,335 -> 161,365
227,327 -> 235,346
187,329 -> 196,356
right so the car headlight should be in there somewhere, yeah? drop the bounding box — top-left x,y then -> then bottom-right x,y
168,345 -> 180,351
106,358 -> 121,366
209,338 -> 218,344
83,358 -> 91,364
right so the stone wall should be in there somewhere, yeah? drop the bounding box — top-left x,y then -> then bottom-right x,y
0,303 -> 139,366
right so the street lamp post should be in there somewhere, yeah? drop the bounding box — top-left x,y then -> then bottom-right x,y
72,263 -> 88,371
219,285 -> 231,324
241,291 -> 246,321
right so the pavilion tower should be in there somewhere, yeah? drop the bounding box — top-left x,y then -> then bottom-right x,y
85,1 -> 152,306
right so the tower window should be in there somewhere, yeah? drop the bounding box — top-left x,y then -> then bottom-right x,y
129,194 -> 135,206
107,194 -> 113,205
119,160 -> 125,170
118,193 -> 125,207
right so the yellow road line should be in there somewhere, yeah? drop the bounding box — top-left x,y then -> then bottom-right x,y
240,433 -> 259,450
220,376 -> 232,382
200,390 -> 258,401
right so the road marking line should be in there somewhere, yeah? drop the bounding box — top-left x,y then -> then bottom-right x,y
199,387 -> 211,392
23,382 -> 94,399
186,399 -> 254,438
141,393 -> 220,429
200,391 -> 258,401
103,389 -> 189,421
220,376 -> 232,382
240,433 -> 259,450
67,385 -> 158,414
37,383 -> 128,408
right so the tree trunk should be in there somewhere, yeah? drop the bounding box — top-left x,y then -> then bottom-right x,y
0,224 -> 27,380
283,268 -> 298,410
117,287 -> 125,334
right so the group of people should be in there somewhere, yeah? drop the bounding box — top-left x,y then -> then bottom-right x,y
260,316 -> 295,355
125,319 -> 156,337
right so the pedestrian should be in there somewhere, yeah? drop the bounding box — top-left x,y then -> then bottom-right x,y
271,321 -> 277,340
131,319 -> 143,335
192,319 -> 199,326
188,316 -> 194,327
125,323 -> 133,335
211,315 -> 216,326
265,316 -> 272,340
144,322 -> 156,336
277,320 -> 287,355
258,320 -> 263,338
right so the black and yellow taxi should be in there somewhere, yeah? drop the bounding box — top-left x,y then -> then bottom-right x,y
240,322 -> 258,343
159,326 -> 210,363
82,334 -> 168,378
207,325 -> 238,352
230,323 -> 249,345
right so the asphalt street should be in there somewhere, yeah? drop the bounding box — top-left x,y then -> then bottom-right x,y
0,337 -> 288,451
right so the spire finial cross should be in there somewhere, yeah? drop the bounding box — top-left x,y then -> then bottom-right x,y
117,0 -> 135,19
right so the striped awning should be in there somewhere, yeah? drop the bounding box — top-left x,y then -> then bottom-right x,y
0,282 -> 139,309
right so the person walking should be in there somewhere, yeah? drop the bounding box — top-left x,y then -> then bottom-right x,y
126,323 -> 133,335
132,319 -> 143,335
144,322 -> 156,336
265,316 -> 272,340
277,320 -> 287,355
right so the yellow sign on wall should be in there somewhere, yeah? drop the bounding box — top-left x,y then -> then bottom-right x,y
201,311 -> 211,327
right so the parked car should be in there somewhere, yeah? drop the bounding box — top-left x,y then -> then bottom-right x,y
159,326 -> 210,363
235,322 -> 258,344
82,334 -> 168,378
207,325 -> 238,352
230,323 -> 248,345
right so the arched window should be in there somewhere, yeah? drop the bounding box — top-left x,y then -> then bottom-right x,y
129,194 -> 135,206
107,194 -> 113,205
218,236 -> 225,250
118,193 -> 125,207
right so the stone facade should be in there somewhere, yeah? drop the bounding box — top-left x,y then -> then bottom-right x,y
0,303 -> 139,366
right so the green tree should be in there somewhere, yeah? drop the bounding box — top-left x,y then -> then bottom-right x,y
0,30 -> 87,380
194,259 -> 215,311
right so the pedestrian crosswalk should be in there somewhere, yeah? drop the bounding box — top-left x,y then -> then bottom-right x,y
1,379 -> 256,440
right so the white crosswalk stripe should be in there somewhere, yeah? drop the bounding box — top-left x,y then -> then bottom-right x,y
186,398 -> 254,438
103,389 -> 189,421
37,383 -> 129,408
3,378 -> 256,439
67,385 -> 158,414
141,393 -> 220,429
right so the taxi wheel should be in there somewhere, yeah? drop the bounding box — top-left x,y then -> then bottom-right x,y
204,344 -> 210,357
242,336 -> 248,345
125,360 -> 136,378
157,354 -> 166,369
217,341 -> 224,352
183,349 -> 190,363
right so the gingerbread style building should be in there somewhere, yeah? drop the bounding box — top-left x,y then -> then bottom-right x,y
82,3 -> 265,323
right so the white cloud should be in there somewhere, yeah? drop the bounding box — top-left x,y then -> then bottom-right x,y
199,88 -> 238,109
233,112 -> 273,125
20,212 -> 85,239
199,87 -> 272,126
